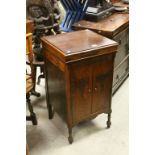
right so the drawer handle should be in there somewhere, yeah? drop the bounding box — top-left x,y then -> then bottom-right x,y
118,39 -> 122,45
116,75 -> 119,80
125,67 -> 129,72
125,44 -> 129,51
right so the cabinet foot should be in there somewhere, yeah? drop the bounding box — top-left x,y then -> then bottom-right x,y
107,113 -> 111,128
68,128 -> 73,144
68,135 -> 73,144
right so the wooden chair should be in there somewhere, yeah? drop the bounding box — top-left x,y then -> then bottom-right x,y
32,54 -> 45,86
26,19 -> 42,96
26,33 -> 37,125
26,54 -> 43,97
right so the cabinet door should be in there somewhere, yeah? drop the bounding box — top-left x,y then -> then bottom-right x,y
92,59 -> 113,114
71,64 -> 92,124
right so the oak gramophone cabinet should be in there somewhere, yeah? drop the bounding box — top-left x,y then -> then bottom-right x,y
41,29 -> 118,143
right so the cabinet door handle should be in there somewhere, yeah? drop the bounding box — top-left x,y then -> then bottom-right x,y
125,67 -> 129,72
94,87 -> 97,91
88,89 -> 91,93
125,44 -> 129,51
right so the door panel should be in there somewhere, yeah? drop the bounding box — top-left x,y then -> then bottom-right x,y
92,60 -> 113,114
71,65 -> 92,124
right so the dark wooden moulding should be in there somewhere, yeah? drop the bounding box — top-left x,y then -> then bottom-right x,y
41,30 -> 118,144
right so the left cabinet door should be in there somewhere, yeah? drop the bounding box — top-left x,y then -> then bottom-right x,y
71,63 -> 92,124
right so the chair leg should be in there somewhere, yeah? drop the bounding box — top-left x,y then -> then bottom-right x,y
37,66 -> 45,85
26,93 -> 37,125
33,65 -> 37,90
31,66 -> 41,97
31,89 -> 40,97
37,74 -> 44,85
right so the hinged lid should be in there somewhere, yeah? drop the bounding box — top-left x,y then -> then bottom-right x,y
41,29 -> 118,63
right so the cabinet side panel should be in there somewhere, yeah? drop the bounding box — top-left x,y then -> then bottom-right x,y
45,58 -> 67,122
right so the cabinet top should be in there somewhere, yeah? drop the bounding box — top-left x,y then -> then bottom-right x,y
41,30 -> 118,63
72,13 -> 129,37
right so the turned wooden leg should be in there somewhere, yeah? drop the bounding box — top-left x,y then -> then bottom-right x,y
33,66 -> 37,90
107,113 -> 111,128
68,128 -> 73,144
37,75 -> 41,85
37,66 -> 41,85
26,94 -> 37,125
31,66 -> 41,97
37,66 -> 45,85
31,89 -> 40,97
37,74 -> 44,85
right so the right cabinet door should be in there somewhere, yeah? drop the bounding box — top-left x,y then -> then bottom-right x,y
92,58 -> 113,114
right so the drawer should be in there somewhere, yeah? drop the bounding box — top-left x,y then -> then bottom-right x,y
113,27 -> 129,67
113,56 -> 129,87
114,27 -> 129,46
